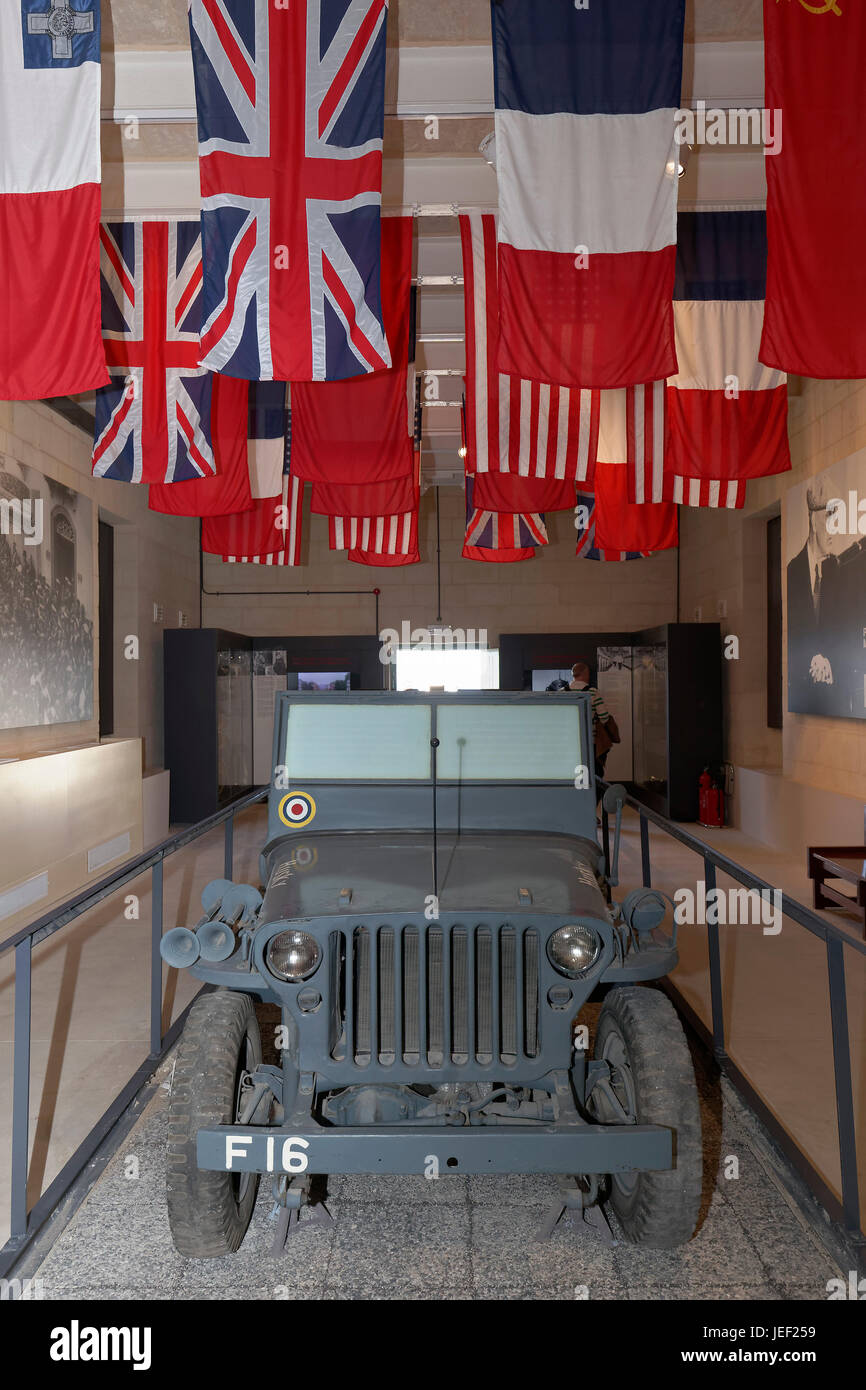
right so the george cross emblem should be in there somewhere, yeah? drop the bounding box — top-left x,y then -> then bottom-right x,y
27,2 -> 95,61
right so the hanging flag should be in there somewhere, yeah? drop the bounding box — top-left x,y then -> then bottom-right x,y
93,221 -> 215,485
189,0 -> 391,383
761,0 -> 866,378
470,472 -> 577,515
221,471 -> 304,565
461,476 -> 536,564
667,211 -> 789,500
615,383 -> 749,510
348,540 -> 419,568
330,510 -> 416,555
203,383 -> 303,563
343,484 -> 420,565
575,489 -> 649,562
626,212 -> 790,509
310,474 -> 415,517
292,217 -> 414,486
148,374 -> 250,517
491,0 -> 684,389
338,356 -> 422,565
460,212 -> 598,514
593,461 -> 678,554
0,1 -> 108,399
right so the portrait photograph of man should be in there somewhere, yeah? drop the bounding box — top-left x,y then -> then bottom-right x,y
786,453 -> 866,720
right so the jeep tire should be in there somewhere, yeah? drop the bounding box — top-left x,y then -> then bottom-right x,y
167,990 -> 263,1257
591,985 -> 702,1248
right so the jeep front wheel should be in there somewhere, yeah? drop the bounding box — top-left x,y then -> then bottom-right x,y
166,990 -> 264,1257
589,986 -> 702,1248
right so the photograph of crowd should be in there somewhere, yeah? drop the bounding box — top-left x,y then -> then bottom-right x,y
0,460 -> 94,730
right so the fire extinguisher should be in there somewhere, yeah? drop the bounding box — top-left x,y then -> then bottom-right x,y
698,767 -> 725,828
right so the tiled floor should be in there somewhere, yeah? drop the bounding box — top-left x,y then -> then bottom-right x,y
30,1038 -> 847,1302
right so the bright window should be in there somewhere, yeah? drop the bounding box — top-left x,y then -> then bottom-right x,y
395,646 -> 500,693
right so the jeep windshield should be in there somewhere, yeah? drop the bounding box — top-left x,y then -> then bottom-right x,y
279,695 -> 587,782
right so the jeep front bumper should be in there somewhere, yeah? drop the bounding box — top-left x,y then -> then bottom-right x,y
196,1123 -> 672,1175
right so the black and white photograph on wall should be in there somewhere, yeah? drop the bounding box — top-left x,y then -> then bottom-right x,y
786,450 -> 866,720
252,652 -> 288,783
0,457 -> 94,731
633,645 -> 668,793
596,645 -> 634,781
253,649 -> 288,676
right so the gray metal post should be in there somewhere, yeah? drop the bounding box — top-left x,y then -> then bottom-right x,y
704,858 -> 726,1057
826,937 -> 861,1235
640,813 -> 651,887
224,813 -> 234,880
11,939 -> 32,1238
150,859 -> 164,1057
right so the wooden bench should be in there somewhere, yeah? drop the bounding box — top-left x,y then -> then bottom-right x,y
807,845 -> 866,937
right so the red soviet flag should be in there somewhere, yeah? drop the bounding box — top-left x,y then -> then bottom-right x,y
760,0 -> 866,377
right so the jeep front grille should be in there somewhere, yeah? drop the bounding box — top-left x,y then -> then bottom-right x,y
331,925 -> 541,1069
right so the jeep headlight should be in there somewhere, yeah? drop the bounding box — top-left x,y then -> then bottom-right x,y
266,930 -> 321,981
547,924 -> 601,978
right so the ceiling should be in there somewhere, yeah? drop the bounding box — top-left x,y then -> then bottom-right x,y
93,0 -> 768,484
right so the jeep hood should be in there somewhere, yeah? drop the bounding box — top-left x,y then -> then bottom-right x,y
259,829 -> 607,920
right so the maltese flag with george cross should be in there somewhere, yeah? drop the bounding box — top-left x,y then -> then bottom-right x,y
0,2 -> 109,399
189,0 -> 392,383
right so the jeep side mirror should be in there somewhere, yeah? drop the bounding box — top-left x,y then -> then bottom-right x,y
601,783 -> 627,887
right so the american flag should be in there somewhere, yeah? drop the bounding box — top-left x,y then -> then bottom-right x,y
460,212 -> 599,491
93,220 -> 214,484
203,383 -> 305,564
329,510 -> 416,556
190,0 -> 391,383
221,473 -> 304,566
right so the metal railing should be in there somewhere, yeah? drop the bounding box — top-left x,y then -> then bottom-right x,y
602,788 -> 865,1244
0,786 -> 269,1280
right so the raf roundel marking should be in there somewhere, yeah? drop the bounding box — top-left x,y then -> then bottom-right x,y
278,792 -> 317,828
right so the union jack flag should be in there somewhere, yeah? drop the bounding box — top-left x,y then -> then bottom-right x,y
462,475 -> 545,563
92,220 -> 214,485
574,490 -> 649,562
190,0 -> 391,383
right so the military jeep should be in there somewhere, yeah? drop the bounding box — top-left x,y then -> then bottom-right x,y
161,691 -> 701,1256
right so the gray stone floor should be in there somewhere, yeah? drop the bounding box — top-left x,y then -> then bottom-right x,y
29,1037 -> 846,1302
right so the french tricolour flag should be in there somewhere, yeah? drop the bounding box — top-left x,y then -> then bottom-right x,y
492,0 -> 684,390
0,1 -> 108,400
628,211 -> 791,509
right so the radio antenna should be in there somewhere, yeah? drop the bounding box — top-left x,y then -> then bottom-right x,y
431,735 -> 440,901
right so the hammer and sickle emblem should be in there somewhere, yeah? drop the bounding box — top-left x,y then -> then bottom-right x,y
779,0 -> 842,13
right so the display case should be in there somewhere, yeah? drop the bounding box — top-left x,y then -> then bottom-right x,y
499,624 -> 722,822
164,631 -> 384,823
